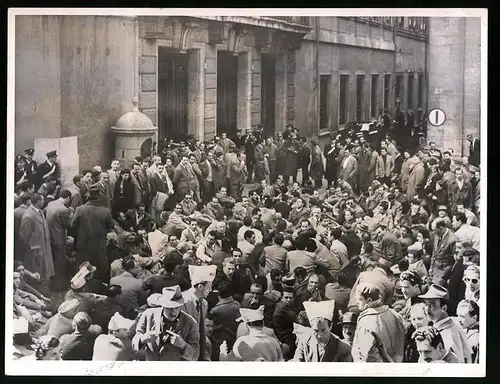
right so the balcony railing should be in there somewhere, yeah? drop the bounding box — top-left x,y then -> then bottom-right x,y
267,16 -> 310,26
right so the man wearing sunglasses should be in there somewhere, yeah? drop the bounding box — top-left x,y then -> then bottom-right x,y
463,265 -> 480,303
418,284 -> 472,363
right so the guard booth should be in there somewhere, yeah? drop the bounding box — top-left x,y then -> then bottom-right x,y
111,97 -> 158,168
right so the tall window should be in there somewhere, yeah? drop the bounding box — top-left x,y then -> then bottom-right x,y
371,74 -> 378,118
395,74 -> 403,105
319,75 -> 331,130
383,74 -> 391,111
339,75 -> 349,125
408,74 -> 414,110
356,75 -> 365,121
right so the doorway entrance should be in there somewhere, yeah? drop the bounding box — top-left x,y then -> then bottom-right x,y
261,54 -> 276,138
158,48 -> 189,143
216,51 -> 238,138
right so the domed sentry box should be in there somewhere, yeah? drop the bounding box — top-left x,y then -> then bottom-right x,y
111,97 -> 158,168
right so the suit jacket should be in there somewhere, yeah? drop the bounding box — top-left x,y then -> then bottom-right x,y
339,155 -> 358,185
124,209 -> 153,232
469,138 -> 480,167
66,184 -> 83,209
45,198 -> 72,247
172,164 -> 197,197
132,307 -> 200,361
375,154 -> 394,179
18,205 -> 55,280
433,229 -> 458,264
292,332 -> 353,362
130,171 -> 147,206
91,182 -> 112,210
288,207 -> 311,228
14,204 -> 29,259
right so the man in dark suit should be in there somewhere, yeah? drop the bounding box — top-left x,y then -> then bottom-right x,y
91,171 -> 112,210
199,151 -> 216,202
37,150 -> 60,190
467,134 -> 480,167
124,203 -> 153,233
71,185 -> 115,282
299,138 -> 311,187
45,189 -> 73,291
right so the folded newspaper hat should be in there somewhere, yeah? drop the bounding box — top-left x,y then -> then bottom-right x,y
108,312 -> 135,331
147,293 -> 162,308
236,306 -> 265,323
13,317 -> 29,335
188,265 -> 217,286
418,284 -> 449,300
303,300 -> 335,322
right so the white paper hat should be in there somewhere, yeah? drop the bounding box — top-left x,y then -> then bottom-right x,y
13,317 -> 29,334
236,306 -> 265,323
108,312 -> 135,331
292,322 -> 314,338
188,265 -> 217,286
303,300 -> 335,322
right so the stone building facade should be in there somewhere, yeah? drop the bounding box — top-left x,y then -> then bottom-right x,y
295,16 -> 429,140
17,15 -> 480,170
14,15 -> 310,169
426,17 -> 481,155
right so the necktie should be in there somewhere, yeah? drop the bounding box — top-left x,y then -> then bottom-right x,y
197,299 -> 206,361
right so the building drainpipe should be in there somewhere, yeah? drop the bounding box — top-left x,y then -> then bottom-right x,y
424,21 -> 429,141
460,19 -> 467,157
393,21 -> 397,114
315,17 -> 320,137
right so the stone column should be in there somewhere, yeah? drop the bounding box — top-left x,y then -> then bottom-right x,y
204,44 -> 217,138
286,50 -> 296,126
251,48 -> 262,126
187,48 -> 205,141
275,54 -> 288,133
237,51 -> 252,132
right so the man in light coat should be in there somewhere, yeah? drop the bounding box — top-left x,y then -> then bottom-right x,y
14,194 -> 31,261
45,189 -> 73,291
339,147 -> 358,190
351,283 -> 405,362
375,147 -> 394,186
18,194 -> 55,282
419,284 -> 472,363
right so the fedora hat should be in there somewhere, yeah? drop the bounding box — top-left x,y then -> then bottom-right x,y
338,311 -> 359,325
159,285 -> 185,308
418,284 -> 449,300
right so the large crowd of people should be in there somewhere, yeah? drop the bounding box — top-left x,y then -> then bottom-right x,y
11,118 -> 481,363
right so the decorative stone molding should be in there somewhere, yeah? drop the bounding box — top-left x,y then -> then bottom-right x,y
226,24 -> 247,55
177,17 -> 199,53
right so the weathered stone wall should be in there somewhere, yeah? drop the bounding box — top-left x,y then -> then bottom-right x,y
15,15 -> 137,170
427,17 -> 481,155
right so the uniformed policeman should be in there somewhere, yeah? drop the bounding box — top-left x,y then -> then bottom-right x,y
37,150 -> 60,189
23,149 -> 38,186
